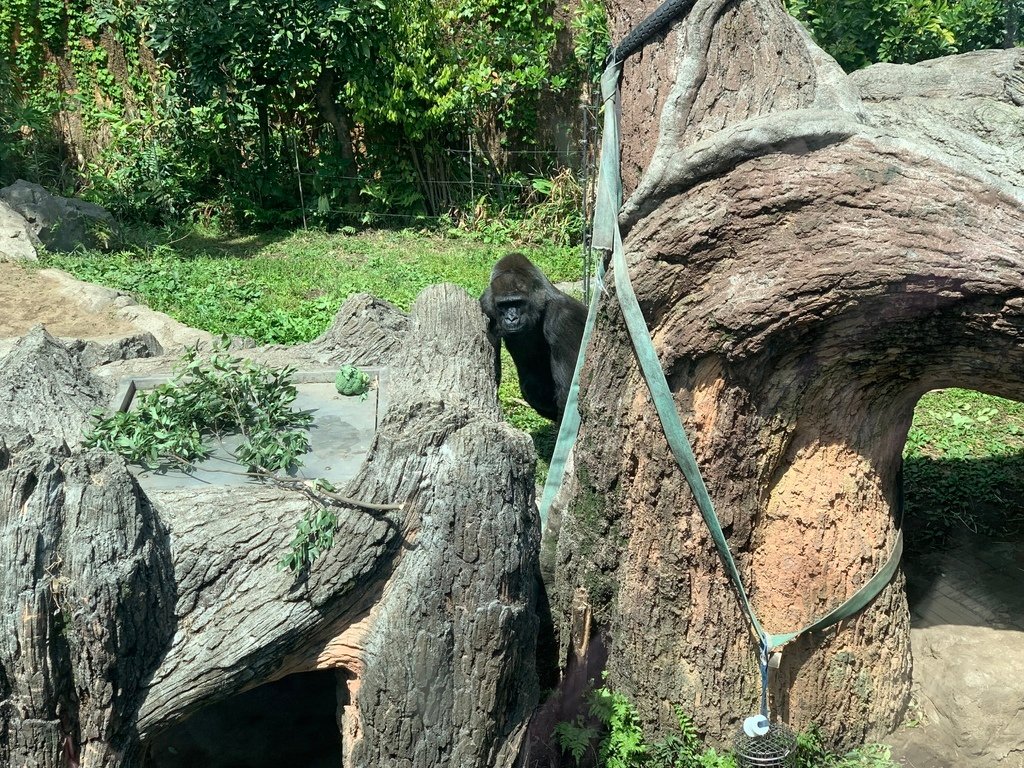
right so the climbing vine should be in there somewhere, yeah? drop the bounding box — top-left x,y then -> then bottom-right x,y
0,0 -> 178,214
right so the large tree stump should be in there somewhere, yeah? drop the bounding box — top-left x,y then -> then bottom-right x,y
548,0 -> 1024,751
0,286 -> 541,767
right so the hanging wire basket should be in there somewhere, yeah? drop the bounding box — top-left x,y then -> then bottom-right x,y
733,719 -> 797,768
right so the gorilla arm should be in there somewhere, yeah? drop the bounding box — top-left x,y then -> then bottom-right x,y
542,294 -> 587,418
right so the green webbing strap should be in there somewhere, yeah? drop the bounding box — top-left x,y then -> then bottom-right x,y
538,62 -> 622,525
591,58 -> 771,648
537,258 -> 605,522
542,48 -> 905,671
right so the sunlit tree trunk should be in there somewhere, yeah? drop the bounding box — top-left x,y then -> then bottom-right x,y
546,0 -> 1024,749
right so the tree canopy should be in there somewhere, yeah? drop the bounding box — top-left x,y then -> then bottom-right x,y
0,0 -> 1018,226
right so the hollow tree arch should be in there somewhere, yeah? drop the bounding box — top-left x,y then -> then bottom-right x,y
547,0 -> 1024,748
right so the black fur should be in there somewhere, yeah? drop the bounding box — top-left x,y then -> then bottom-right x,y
480,253 -> 587,422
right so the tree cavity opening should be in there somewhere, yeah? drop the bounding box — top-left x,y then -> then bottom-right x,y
900,387 -> 1024,622
888,387 -> 1024,766
144,670 -> 346,768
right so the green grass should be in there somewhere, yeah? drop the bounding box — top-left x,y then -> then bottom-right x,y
497,355 -> 560,485
40,224 -> 580,474
41,225 -> 581,345
903,388 -> 1024,551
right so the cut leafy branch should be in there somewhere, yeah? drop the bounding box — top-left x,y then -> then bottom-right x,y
84,339 -> 400,573
86,339 -> 313,472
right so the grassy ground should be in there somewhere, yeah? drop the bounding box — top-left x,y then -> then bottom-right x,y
42,225 -> 581,344
42,225 -> 1024,543
903,388 -> 1024,552
41,224 -> 574,478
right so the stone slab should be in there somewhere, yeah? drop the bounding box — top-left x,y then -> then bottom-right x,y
114,369 -> 386,492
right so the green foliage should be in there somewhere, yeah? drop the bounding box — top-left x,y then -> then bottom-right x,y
646,707 -> 735,768
557,686 -> 896,768
455,188 -> 583,247
590,687 -> 650,768
793,725 -> 896,768
149,0 -> 430,218
4,0 -> 1018,230
943,0 -> 1013,51
784,0 -> 1016,71
335,365 -> 372,397
280,484 -> 339,573
562,687 -> 735,768
486,169 -> 588,248
554,717 -> 600,766
3,0 -> 600,232
571,0 -> 613,85
0,0 -> 180,207
83,339 -> 360,574
902,388 -> 1024,551
85,340 -> 312,473
793,724 -> 835,768
835,744 -> 898,767
440,0 -> 565,137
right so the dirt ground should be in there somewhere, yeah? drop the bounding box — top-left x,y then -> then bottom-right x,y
888,530 -> 1024,767
0,262 -> 138,340
0,262 -> 212,361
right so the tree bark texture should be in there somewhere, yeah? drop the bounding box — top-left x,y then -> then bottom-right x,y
1,287 -> 541,767
0,441 -> 174,768
549,0 -> 1024,751
0,326 -> 107,453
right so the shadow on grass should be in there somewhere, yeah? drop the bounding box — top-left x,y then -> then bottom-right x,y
902,452 -> 1024,556
122,223 -> 296,260
503,401 -> 560,488
531,421 -> 559,466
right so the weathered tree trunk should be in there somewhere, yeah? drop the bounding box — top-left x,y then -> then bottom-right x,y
547,0 -> 1024,752
0,441 -> 174,768
1,286 -> 541,767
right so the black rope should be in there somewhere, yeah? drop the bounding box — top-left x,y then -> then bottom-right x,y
611,0 -> 697,63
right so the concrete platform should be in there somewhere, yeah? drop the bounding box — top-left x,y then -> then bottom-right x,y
114,369 -> 386,492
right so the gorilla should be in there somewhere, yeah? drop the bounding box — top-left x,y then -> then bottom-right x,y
480,252 -> 587,422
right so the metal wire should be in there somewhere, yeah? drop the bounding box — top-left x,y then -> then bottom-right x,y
734,722 -> 796,768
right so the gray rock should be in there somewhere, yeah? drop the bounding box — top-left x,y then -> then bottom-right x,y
68,331 -> 164,369
0,326 -> 106,453
0,179 -> 117,253
0,200 -> 39,261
